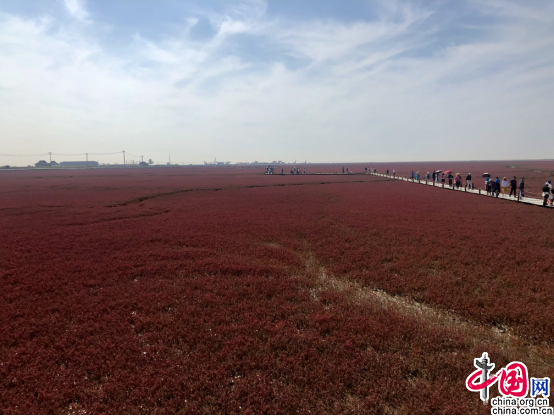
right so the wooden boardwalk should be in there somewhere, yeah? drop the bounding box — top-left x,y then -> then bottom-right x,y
268,171 -> 551,208
368,172 -> 551,208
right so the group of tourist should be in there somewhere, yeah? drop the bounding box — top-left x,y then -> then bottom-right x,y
375,168 -> 553,207
485,177 -> 554,206
266,165 -> 303,175
382,169 -> 474,190
423,171 -> 470,189
484,176 -> 525,198
290,167 -> 305,175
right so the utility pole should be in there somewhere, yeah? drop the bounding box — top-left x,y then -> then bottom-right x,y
49,152 -> 52,162
123,151 -> 126,166
141,155 -> 143,163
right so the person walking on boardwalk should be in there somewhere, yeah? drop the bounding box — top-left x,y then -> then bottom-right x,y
494,177 -> 501,197
386,169 -> 389,176
490,177 -> 496,196
486,178 -> 492,195
416,171 -> 420,181
509,176 -> 517,197
426,172 -> 430,184
393,169 -> 396,177
441,172 -> 446,185
542,181 -> 552,206
447,172 -> 453,187
411,170 -> 415,180
455,173 -> 461,189
432,170 -> 436,184
546,181 -> 553,205
519,177 -> 525,198
501,177 -> 509,196
466,173 -> 472,189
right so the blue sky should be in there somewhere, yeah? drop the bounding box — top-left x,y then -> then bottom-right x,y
0,0 -> 553,165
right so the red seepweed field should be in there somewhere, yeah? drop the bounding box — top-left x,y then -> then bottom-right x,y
1,162 -> 553,414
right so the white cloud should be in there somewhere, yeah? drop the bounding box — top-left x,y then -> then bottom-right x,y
63,0 -> 90,22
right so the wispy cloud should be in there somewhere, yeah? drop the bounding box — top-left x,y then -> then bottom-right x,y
0,0 -> 553,164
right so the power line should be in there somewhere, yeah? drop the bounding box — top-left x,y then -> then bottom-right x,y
89,152 -> 124,156
47,153 -> 88,157
0,151 -> 141,157
0,153 -> 50,157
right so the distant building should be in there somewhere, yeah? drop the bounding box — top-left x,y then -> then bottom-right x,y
60,161 -> 99,167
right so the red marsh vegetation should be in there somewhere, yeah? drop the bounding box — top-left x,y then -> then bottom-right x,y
0,164 -> 553,414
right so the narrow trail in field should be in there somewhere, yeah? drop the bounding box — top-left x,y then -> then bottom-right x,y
298,252 -> 554,369
106,187 -> 224,206
107,178 -> 390,207
65,210 -> 168,226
